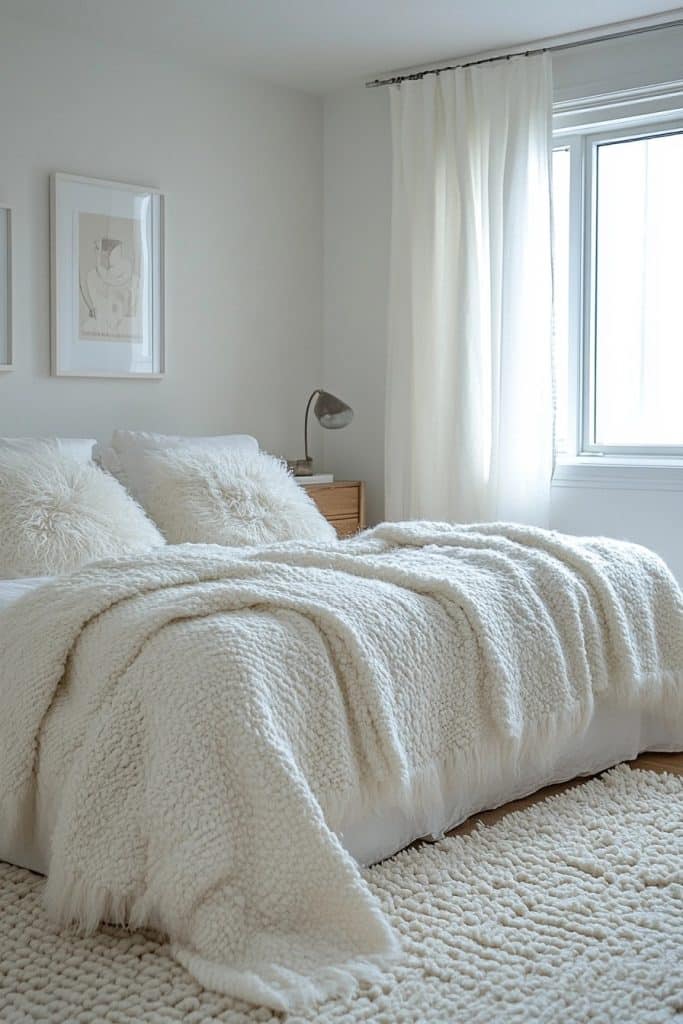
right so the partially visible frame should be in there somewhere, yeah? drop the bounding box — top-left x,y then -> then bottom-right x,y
51,173 -> 164,379
0,204 -> 11,372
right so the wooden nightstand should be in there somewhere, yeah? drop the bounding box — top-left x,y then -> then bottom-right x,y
306,481 -> 366,537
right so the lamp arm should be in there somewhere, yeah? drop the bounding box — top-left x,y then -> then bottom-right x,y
304,389 -> 321,462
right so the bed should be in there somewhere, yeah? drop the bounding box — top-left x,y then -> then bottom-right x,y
1,437 -> 682,1011
1,521 -> 682,1011
0,572 -> 679,877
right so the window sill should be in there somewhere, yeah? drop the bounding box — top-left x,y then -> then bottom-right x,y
553,456 -> 683,492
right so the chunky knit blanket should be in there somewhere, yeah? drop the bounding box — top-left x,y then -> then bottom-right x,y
1,522 -> 682,1010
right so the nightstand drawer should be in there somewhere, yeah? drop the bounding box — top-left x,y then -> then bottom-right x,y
306,481 -> 366,536
308,484 -> 360,520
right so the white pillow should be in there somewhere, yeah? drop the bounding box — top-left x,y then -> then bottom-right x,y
109,430 -> 259,453
0,436 -> 96,464
0,443 -> 165,579
94,431 -> 259,505
139,447 -> 336,546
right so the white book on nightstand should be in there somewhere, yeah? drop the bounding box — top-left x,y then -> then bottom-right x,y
295,474 -> 334,485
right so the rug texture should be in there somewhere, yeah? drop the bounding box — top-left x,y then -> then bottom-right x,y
1,765 -> 681,1024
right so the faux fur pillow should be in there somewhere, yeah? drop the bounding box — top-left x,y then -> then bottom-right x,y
140,447 -> 337,546
0,444 -> 165,578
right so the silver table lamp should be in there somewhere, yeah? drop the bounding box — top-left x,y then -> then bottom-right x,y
289,389 -> 353,476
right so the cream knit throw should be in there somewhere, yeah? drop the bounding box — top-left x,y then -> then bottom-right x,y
0,522 -> 681,1011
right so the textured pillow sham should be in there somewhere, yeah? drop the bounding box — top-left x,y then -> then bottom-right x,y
140,447 -> 337,546
0,443 -> 165,579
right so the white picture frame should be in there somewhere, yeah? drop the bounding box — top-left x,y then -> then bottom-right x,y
0,205 -> 11,372
51,173 -> 164,378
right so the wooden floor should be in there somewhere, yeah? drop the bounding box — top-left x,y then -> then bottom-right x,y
444,751 -> 683,841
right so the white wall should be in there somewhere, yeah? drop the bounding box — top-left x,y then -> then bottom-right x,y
322,85 -> 391,523
322,25 -> 683,580
0,16 -> 323,460
552,22 -> 683,101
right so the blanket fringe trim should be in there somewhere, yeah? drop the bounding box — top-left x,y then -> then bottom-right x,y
42,867 -> 402,1012
44,871 -> 137,935
173,943 -> 401,1012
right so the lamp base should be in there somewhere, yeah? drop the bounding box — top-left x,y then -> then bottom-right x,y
287,457 -> 314,477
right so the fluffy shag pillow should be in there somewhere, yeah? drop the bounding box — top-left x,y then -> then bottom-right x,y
0,444 -> 165,578
139,447 -> 337,546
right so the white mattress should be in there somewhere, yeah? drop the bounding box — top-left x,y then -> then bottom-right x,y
1,576 -> 680,875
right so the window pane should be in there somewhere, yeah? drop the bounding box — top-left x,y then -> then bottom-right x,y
594,131 -> 683,447
552,147 -> 570,454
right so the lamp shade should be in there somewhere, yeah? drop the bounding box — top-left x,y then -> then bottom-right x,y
313,390 -> 354,429
288,388 -> 354,476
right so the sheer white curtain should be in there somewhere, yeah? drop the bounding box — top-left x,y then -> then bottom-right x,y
385,53 -> 554,526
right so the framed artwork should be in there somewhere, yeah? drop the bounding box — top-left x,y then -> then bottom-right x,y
51,173 -> 164,378
0,205 -> 11,372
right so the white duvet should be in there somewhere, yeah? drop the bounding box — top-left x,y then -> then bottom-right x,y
0,522 -> 682,1011
0,576 -> 50,609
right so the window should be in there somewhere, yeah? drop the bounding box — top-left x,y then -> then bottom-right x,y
552,116 -> 683,458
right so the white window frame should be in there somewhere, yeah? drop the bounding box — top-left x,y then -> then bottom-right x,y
552,81 -> 683,478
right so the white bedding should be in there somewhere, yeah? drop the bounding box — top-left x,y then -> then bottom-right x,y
0,569 -> 681,876
1,526 -> 681,1010
0,577 -> 50,610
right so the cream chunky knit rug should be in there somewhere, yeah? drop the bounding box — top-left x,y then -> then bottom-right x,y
1,523 -> 682,1010
1,766 -> 681,1024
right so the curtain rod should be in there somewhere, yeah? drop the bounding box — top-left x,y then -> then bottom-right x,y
365,16 -> 683,88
